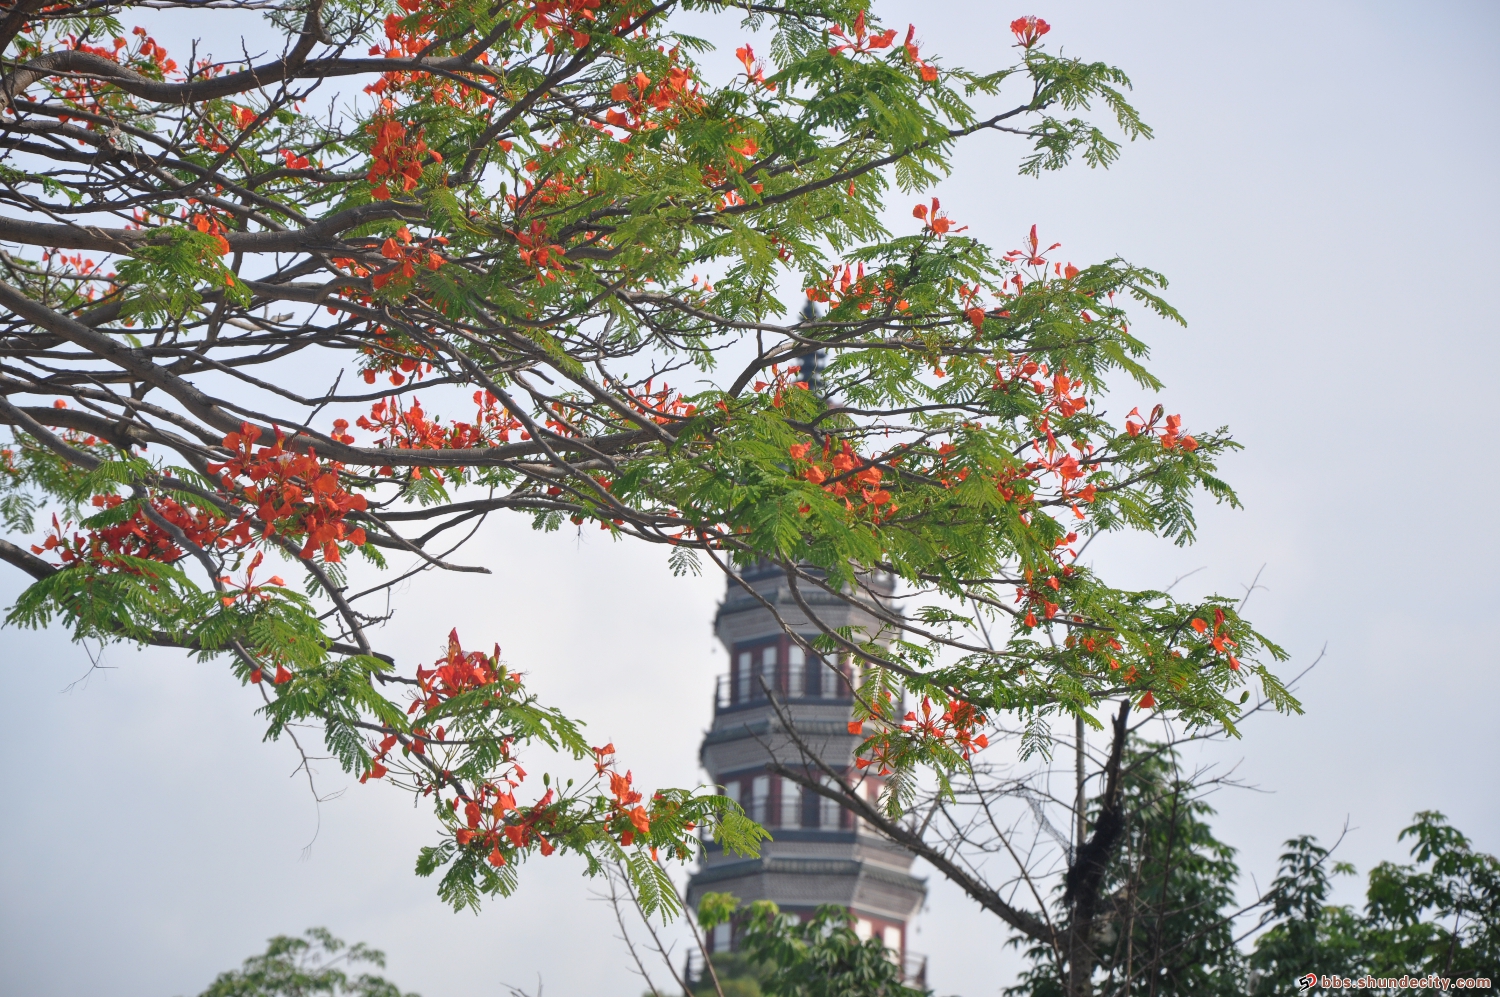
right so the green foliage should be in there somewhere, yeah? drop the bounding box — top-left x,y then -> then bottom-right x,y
699,890 -> 740,930
1003,760 -> 1499,997
1248,838 -> 1366,995
695,895 -> 926,997
195,928 -> 417,997
1017,51 -> 1152,175
8,551 -> 213,643
0,0 -> 1301,914
1007,744 -> 1246,997
693,953 -> 769,997
115,227 -> 249,324
742,903 -> 926,997
1249,812 -> 1500,992
1360,812 -> 1500,979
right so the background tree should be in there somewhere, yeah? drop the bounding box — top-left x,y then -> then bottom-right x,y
192,814 -> 1499,997
1358,812 -> 1500,983
988,783 -> 1500,997
1248,812 -> 1500,995
683,895 -> 924,997
196,928 -> 417,997
0,0 -> 1293,957
1003,743 -> 1247,997
1246,836 -> 1366,995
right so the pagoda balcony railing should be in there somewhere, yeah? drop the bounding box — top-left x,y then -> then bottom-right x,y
684,948 -> 927,987
713,673 -> 853,713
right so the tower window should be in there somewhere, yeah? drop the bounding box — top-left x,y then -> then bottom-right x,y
760,645 -> 777,697
779,776 -> 800,828
801,778 -> 821,828
787,645 -> 805,698
819,775 -> 843,829
736,651 -> 751,703
750,775 -> 769,823
730,640 -> 791,702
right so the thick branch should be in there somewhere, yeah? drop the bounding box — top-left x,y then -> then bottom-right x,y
0,535 -> 52,580
1064,699 -> 1130,909
0,202 -> 414,256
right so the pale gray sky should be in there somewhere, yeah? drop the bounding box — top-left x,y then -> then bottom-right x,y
2,3 -> 1497,996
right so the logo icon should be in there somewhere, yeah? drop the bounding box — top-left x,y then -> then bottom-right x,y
1297,973 -> 1318,995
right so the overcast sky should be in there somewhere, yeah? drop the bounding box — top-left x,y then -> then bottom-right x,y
2,3 -> 1498,996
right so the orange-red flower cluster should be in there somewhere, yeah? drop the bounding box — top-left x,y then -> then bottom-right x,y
850,689 -> 987,777
363,631 -> 549,866
804,261 -> 909,315
1190,607 -> 1241,670
896,696 -> 990,758
1125,404 -> 1199,452
217,551 -> 286,607
408,629 -> 520,714
67,27 -> 175,74
30,490 -> 238,570
605,56 -> 705,137
912,197 -> 966,237
1074,633 -> 1127,672
366,118 -> 440,201
372,225 -> 446,289
345,324 -> 439,387
207,423 -> 369,561
622,380 -> 697,425
1010,16 -> 1051,47
593,743 -> 653,846
787,438 -> 897,520
369,6 -> 427,61
453,782 -> 558,867
902,25 -> 938,82
746,365 -> 808,410
511,219 -> 567,283
188,209 -> 231,258
363,7 -> 500,107
354,394 -> 515,458
735,44 -> 776,90
1003,224 -> 1062,268
39,250 -> 115,301
1013,555 -> 1077,628
46,27 -> 177,126
517,0 -> 603,53
828,11 -> 897,56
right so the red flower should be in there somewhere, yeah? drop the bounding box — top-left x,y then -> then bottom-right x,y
1010,16 -> 1051,47
902,25 -> 938,81
828,11 -> 898,56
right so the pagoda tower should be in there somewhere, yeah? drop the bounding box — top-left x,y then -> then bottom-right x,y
686,561 -> 927,976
